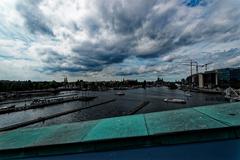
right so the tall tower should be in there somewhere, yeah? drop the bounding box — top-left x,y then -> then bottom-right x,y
63,75 -> 68,83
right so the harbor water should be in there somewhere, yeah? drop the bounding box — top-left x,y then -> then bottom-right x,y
0,87 -> 227,129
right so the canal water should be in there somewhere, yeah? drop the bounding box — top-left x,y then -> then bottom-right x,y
0,87 -> 227,129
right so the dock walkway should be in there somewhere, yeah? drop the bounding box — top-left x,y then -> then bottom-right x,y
0,93 -> 79,106
0,96 -> 96,115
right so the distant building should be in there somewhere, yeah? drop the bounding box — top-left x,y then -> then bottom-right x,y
156,77 -> 164,85
186,68 -> 240,89
123,79 -> 138,85
64,76 -> 68,83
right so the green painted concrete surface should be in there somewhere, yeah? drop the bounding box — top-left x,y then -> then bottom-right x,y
0,102 -> 240,158
195,102 -> 240,126
84,114 -> 148,141
144,108 -> 226,135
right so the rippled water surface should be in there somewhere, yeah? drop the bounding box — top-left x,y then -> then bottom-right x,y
0,87 -> 227,129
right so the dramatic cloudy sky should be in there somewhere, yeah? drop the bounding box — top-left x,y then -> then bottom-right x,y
0,0 -> 240,81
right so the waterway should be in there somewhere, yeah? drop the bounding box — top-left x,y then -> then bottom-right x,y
0,87 -> 227,129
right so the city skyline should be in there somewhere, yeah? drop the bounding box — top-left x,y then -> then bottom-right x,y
0,0 -> 240,82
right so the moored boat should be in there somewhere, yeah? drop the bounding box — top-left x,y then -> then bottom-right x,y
0,105 -> 16,113
115,91 -> 125,96
184,92 -> 192,97
164,98 -> 186,104
167,83 -> 178,90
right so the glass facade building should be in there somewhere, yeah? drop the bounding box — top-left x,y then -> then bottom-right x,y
217,68 -> 240,88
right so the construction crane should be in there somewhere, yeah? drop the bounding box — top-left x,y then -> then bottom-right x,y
178,60 -> 198,88
180,60 -> 213,89
201,62 -> 212,71
181,61 -> 213,74
181,60 -> 200,74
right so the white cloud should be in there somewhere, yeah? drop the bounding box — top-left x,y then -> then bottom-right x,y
0,0 -> 240,81
227,55 -> 240,67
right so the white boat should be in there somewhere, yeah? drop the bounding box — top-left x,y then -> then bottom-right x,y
115,91 -> 125,96
164,98 -> 186,104
0,105 -> 15,112
184,93 -> 192,97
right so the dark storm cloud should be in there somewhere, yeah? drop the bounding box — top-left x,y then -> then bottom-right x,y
69,44 -> 129,73
38,45 -> 129,74
114,63 -> 177,76
203,48 -> 240,69
13,0 -> 240,77
38,49 -> 103,73
41,50 -> 66,64
16,0 -> 54,36
96,0 -> 156,34
115,71 -> 139,76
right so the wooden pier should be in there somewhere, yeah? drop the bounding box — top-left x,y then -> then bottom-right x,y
127,101 -> 150,115
0,96 -> 96,115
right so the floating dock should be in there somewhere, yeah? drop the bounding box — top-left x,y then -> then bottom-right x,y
0,96 -> 96,115
0,93 -> 79,106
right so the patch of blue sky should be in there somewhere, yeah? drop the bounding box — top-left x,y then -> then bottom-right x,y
0,52 -> 32,61
0,54 -> 12,60
0,23 -> 35,44
183,0 -> 208,7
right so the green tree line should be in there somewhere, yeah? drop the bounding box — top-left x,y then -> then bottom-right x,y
0,80 -> 62,92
